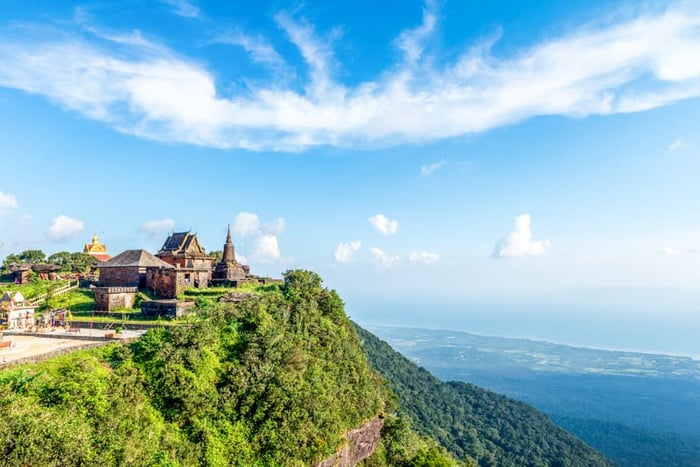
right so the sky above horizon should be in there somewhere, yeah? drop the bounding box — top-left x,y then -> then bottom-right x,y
1,0 -> 700,324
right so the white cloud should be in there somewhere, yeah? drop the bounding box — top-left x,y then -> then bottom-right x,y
420,159 -> 446,176
371,247 -> 399,267
233,212 -> 286,237
160,0 -> 199,18
252,234 -> 281,262
262,217 -> 287,235
0,191 -> 18,214
1,6 -> 700,150
47,214 -> 84,242
659,246 -> 675,255
395,0 -> 437,64
409,250 -> 440,263
334,240 -> 362,263
232,212 -> 261,237
493,214 -> 550,258
218,33 -> 286,69
140,218 -> 175,240
369,214 -> 399,236
668,137 -> 685,151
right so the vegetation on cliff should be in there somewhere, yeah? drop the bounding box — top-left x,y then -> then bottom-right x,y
0,271 -> 389,465
356,325 -> 615,466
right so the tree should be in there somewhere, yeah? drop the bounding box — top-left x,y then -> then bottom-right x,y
48,252 -> 73,272
2,253 -> 20,271
19,250 -> 46,264
209,250 -> 223,262
69,253 -> 97,275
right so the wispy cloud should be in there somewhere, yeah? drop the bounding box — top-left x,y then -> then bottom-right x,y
140,218 -> 175,240
493,214 -> 550,258
369,214 -> 399,236
334,240 -> 361,263
215,32 -> 286,69
0,191 -> 18,214
47,214 -> 84,242
160,0 -> 199,18
395,0 -> 438,64
667,137 -> 685,152
420,159 -> 446,176
1,5 -> 700,150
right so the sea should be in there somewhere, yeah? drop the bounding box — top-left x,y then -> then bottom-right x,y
348,300 -> 700,360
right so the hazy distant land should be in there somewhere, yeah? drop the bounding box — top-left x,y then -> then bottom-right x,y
368,325 -> 700,467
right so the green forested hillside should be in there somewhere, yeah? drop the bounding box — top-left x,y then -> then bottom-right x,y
356,325 -> 615,467
0,271 -> 388,465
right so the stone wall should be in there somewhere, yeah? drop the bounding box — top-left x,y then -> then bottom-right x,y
141,300 -> 195,318
146,267 -> 177,299
93,286 -> 138,311
98,266 -> 142,287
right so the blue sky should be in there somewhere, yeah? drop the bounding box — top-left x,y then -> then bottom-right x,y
1,0 -> 700,339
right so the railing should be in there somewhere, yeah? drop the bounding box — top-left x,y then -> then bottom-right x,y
26,279 -> 80,307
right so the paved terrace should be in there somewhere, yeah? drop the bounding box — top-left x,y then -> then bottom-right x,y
0,328 -> 147,368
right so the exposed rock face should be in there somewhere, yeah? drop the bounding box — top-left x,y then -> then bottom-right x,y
316,416 -> 384,467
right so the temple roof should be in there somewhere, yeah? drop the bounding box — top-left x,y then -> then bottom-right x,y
158,231 -> 206,256
99,249 -> 173,268
84,232 -> 108,254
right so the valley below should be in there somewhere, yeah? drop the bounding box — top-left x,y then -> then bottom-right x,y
367,325 -> 700,467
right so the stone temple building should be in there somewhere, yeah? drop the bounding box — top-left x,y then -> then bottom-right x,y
212,226 -> 250,285
156,231 -> 212,289
94,249 -> 173,311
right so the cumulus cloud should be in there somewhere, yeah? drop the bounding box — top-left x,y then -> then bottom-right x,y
232,212 -> 287,263
668,137 -> 685,151
233,212 -> 286,237
371,247 -> 399,267
262,217 -> 287,235
369,214 -> 399,236
47,214 -> 84,242
1,5 -> 700,150
233,212 -> 261,237
409,250 -> 440,263
0,191 -> 18,214
140,218 -> 175,240
334,240 -> 362,263
493,214 -> 550,258
420,159 -> 446,176
252,234 -> 281,262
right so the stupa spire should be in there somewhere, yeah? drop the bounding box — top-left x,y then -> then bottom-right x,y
222,225 -> 235,261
